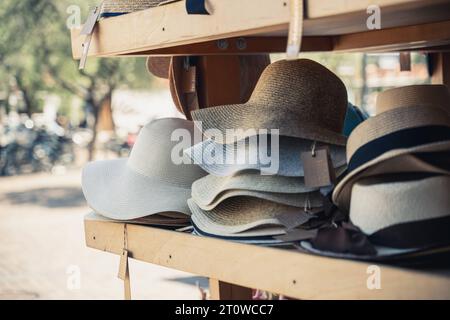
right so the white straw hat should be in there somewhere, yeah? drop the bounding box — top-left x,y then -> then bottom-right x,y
333,85 -> 450,212
82,118 -> 206,220
185,136 -> 346,177
188,198 -> 313,237
350,174 -> 450,247
193,189 -> 324,211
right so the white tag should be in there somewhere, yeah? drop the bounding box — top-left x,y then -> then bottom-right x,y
286,0 -> 303,60
79,34 -> 93,70
80,6 -> 101,35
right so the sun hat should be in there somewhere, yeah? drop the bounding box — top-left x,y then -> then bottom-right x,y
82,118 -> 206,220
333,85 -> 450,212
146,55 -> 271,119
185,136 -> 346,177
350,174 -> 450,248
99,0 -> 171,18
191,59 -> 348,145
299,174 -> 450,261
376,84 -> 450,115
86,211 -> 190,228
193,189 -> 324,211
188,198 -> 315,237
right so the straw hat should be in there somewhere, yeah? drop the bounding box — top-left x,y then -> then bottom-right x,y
100,0 -> 169,17
146,55 -> 271,119
188,198 -> 312,236
185,136 -> 346,177
82,118 -> 206,220
193,189 -> 324,211
191,59 -> 348,145
350,174 -> 450,249
192,172 -> 317,202
333,85 -> 450,212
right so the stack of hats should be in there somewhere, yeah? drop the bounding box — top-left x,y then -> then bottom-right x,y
82,118 -> 206,229
298,85 -> 450,261
184,59 -> 349,245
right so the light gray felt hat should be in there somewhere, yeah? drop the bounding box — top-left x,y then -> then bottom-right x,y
82,118 -> 206,220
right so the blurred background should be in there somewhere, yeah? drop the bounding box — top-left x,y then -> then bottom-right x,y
0,0 -> 432,300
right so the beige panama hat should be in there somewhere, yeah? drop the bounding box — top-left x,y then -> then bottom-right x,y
191,59 -> 348,146
332,85 -> 450,212
350,174 -> 450,248
82,118 -> 206,220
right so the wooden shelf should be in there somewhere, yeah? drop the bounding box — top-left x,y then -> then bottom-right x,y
84,216 -> 450,300
71,0 -> 450,57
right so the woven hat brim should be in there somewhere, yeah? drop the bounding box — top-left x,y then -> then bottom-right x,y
188,198 -> 302,236
192,223 -> 287,246
191,102 -> 347,146
299,241 -> 450,261
82,159 -> 191,220
185,137 -> 347,177
193,189 -> 324,211
347,105 -> 450,160
86,212 -> 190,227
332,141 -> 450,213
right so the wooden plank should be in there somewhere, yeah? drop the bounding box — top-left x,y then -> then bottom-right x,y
71,0 -> 450,58
333,20 -> 450,52
209,279 -> 253,300
84,218 -> 450,300
118,37 -> 333,56
71,0 -> 290,59
305,0 -> 450,35
196,55 -> 242,108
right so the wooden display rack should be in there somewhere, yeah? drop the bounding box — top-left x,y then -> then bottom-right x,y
73,0 -> 450,299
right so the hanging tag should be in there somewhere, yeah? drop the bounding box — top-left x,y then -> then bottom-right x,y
118,249 -> 129,280
80,6 -> 101,35
301,146 -> 336,188
273,229 -> 318,242
182,66 -> 197,93
79,6 -> 101,70
286,0 -> 303,60
79,34 -> 93,70
399,52 -> 411,71
277,212 -> 312,229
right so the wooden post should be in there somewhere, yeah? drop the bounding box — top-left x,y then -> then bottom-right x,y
431,52 -> 450,86
196,55 -> 269,300
209,279 -> 253,300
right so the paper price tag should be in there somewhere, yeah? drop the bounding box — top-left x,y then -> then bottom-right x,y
118,249 -> 129,281
286,0 -> 304,60
301,147 -> 336,188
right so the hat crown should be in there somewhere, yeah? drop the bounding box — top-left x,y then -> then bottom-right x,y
128,118 -> 205,187
376,84 -> 450,115
248,59 -> 348,135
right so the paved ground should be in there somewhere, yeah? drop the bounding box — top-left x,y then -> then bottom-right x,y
0,169 -> 207,300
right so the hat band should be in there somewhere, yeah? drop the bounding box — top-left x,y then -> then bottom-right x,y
348,125 -> 450,173
369,215 -> 450,249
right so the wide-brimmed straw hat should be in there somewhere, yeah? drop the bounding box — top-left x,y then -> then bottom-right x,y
185,136 -> 346,177
146,55 -> 271,119
192,189 -> 324,211
82,118 -> 206,220
188,198 -> 313,237
191,59 -> 348,145
333,85 -> 450,212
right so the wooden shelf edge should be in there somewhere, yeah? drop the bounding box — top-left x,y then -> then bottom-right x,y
84,217 -> 450,300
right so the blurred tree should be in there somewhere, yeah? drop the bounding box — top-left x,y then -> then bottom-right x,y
0,0 -> 151,159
